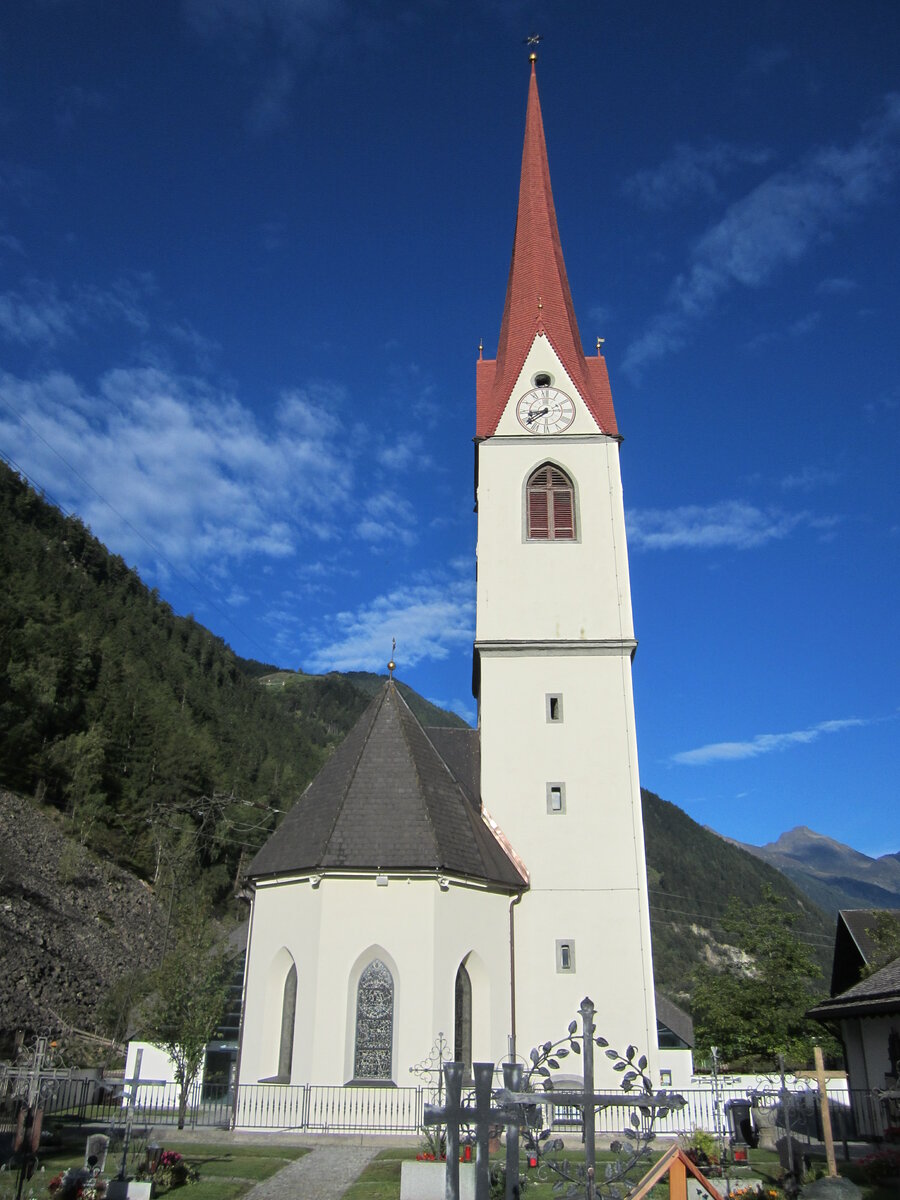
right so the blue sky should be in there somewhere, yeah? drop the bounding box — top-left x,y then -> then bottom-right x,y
1,1 -> 897,858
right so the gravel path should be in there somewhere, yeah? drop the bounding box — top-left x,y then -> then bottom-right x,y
242,1144 -> 379,1200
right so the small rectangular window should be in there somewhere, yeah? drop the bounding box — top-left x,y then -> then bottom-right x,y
556,940 -> 576,973
546,782 -> 566,814
546,693 -> 563,723
659,1069 -> 673,1087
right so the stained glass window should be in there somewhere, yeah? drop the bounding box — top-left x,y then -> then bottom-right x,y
354,959 -> 394,1079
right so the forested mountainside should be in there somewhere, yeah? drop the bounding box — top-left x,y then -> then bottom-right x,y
0,461 -> 834,1045
0,460 -> 453,898
642,791 -> 834,1008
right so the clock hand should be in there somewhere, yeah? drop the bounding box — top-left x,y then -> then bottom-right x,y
526,407 -> 550,425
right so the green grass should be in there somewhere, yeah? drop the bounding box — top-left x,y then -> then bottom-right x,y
343,1143 -> 898,1200
341,1146 -> 674,1200
0,1139 -> 308,1200
341,1152 -> 404,1200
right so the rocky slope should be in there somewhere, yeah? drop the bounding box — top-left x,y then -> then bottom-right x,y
0,789 -> 165,1053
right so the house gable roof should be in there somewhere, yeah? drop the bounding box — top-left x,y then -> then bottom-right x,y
810,952 -> 900,1022
829,908 -> 893,995
655,991 -> 694,1048
247,682 -> 525,889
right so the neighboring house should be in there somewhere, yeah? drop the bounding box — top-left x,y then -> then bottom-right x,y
234,58 -> 660,1096
655,993 -> 694,1091
809,910 -> 900,1136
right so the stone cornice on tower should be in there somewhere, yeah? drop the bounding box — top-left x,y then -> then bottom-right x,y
476,60 -> 619,440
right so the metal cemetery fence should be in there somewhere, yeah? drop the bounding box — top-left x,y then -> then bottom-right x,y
1,1068 -> 890,1142
234,1084 -> 423,1132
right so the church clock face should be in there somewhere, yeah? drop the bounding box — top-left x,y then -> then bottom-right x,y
516,386 -> 576,434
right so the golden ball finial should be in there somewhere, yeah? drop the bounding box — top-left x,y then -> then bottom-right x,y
529,52 -> 537,63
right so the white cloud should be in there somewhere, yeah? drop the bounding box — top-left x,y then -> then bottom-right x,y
304,571 -> 475,673
626,501 -> 811,551
0,365 -> 355,574
0,282 -> 74,346
356,488 -> 418,547
673,716 -> 871,765
624,94 -> 900,378
0,276 -> 153,347
377,432 -> 431,471
427,696 -> 476,726
780,465 -> 842,492
623,142 -> 773,211
0,233 -> 24,256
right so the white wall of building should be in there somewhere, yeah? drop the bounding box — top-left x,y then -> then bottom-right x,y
124,1041 -> 184,1087
237,872 -> 515,1087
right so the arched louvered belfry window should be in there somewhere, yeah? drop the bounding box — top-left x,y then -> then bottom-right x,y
526,463 -> 576,540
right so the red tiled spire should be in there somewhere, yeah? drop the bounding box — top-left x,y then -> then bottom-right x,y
476,60 -> 618,438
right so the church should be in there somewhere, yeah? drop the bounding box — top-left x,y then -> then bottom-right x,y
234,58 -> 668,1095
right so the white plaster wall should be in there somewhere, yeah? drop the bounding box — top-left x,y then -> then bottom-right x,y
476,649 -> 656,1080
237,874 -> 514,1087
124,1041 -> 185,1087
475,436 -> 632,643
478,653 -> 644,880
510,883 -> 657,1083
658,1048 -> 695,1093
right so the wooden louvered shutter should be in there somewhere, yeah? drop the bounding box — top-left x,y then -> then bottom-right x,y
552,486 -> 575,538
528,488 -> 550,539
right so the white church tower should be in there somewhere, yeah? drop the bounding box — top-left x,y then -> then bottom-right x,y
474,56 -> 658,1065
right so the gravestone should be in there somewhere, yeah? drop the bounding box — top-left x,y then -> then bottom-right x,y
399,1161 -> 476,1200
84,1134 -> 109,1173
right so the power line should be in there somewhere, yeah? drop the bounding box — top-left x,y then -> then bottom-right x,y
647,889 -> 834,940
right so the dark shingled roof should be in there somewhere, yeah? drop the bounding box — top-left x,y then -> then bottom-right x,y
838,910 -> 882,962
655,992 -> 694,1048
810,953 -> 900,1021
829,909 -> 894,995
247,682 -> 525,888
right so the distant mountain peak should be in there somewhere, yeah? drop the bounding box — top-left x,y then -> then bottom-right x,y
723,822 -> 900,916
762,826 -> 851,854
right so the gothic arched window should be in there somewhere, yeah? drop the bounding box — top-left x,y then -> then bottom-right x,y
454,963 -> 472,1073
353,959 -> 394,1080
278,963 -> 297,1080
526,464 -> 576,540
